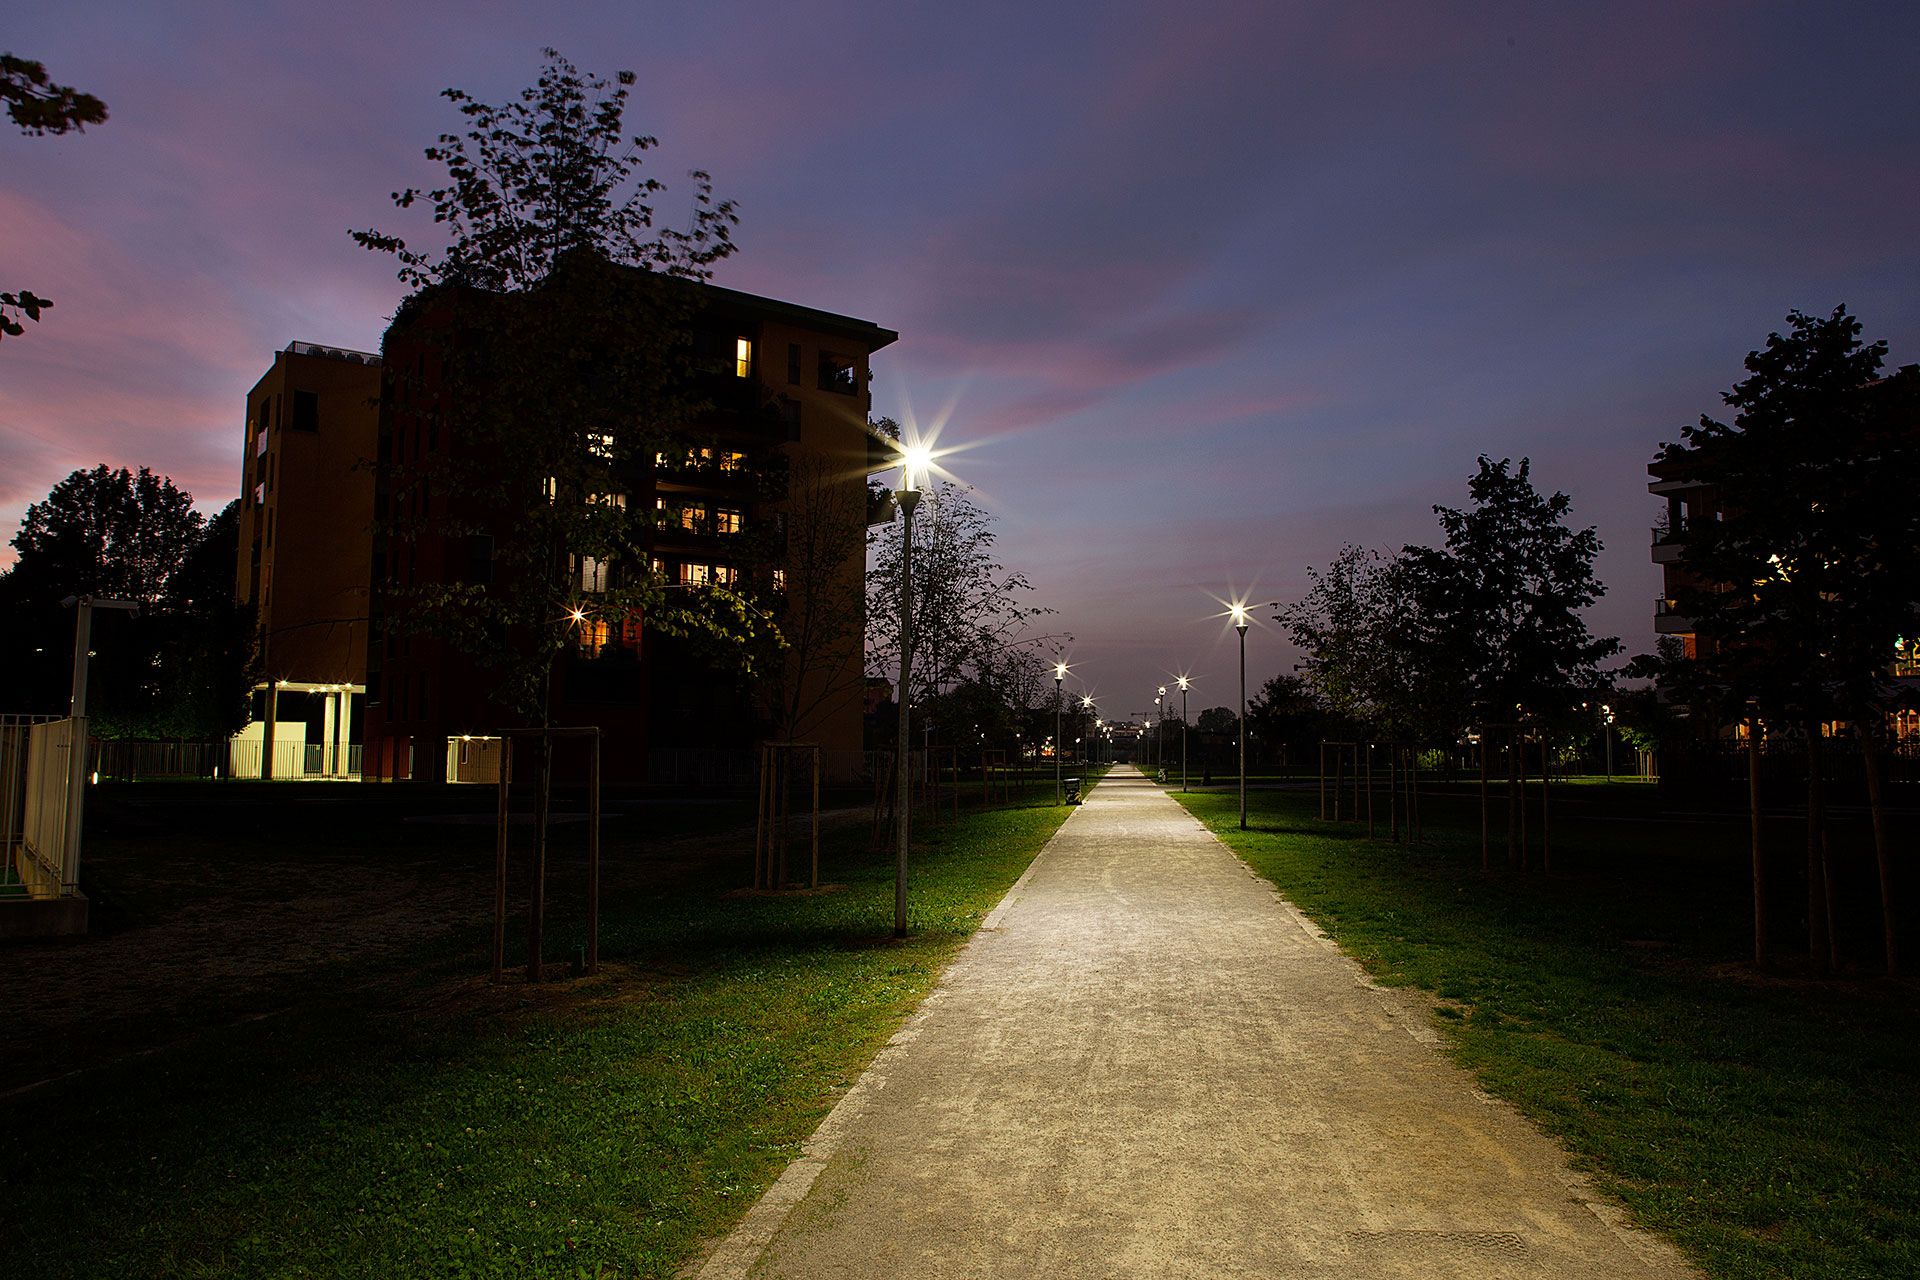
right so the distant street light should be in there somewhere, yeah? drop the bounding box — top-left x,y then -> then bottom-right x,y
1054,661 -> 1068,805
1232,603 -> 1249,829
1177,675 -> 1190,792
1081,695 -> 1095,768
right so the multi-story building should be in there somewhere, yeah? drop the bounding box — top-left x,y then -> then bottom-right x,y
358,278 -> 897,785
232,341 -> 381,778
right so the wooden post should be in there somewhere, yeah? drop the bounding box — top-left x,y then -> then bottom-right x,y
1748,721 -> 1767,968
1540,733 -> 1552,873
527,730 -> 551,982
1319,742 -> 1328,821
1333,745 -> 1344,823
1365,742 -> 1375,839
588,730 -> 600,974
492,739 -> 511,982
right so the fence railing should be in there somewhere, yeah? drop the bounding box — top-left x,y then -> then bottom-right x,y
3,714 -> 79,900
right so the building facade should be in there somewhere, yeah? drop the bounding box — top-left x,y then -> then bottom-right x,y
355,278 -> 896,785
233,341 -> 381,778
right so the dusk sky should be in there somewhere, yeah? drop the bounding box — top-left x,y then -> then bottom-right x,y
6,2 -> 1918,719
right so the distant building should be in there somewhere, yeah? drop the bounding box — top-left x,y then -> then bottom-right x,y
232,342 -> 381,778
351,278 -> 896,784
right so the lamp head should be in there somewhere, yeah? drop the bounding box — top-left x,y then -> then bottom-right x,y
1177,675 -> 1189,691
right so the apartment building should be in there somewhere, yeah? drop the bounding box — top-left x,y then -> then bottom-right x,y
360,276 -> 897,784
233,342 -> 381,777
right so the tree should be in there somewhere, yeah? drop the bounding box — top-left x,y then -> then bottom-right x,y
1246,673 -> 1331,767
1656,307 -> 1919,974
0,470 -> 249,734
354,50 -> 758,728
3,53 -> 107,343
761,438 -> 878,744
1403,457 -> 1619,729
866,480 -> 1054,714
1277,545 -> 1428,737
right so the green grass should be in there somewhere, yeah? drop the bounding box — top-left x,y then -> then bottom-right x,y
1,777 -> 1097,1279
1173,782 -> 1918,1280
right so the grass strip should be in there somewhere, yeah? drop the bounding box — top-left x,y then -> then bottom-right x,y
1174,783 -> 1918,1280
1,776 -> 1097,1279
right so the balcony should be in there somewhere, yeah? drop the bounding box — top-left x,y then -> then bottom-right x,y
1650,525 -> 1687,565
1654,596 -> 1694,635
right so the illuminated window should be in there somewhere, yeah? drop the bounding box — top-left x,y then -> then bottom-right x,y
588,431 -> 614,459
542,476 -> 558,502
579,618 -> 610,657
719,450 -> 746,472
771,568 -> 786,592
650,557 -> 665,575
589,491 -> 626,510
713,565 -> 739,586
735,338 -> 752,378
679,504 -> 705,533
578,555 -> 609,593
680,563 -> 712,586
714,508 -> 744,535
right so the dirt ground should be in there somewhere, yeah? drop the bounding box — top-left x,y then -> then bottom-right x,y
0,783 -> 868,1097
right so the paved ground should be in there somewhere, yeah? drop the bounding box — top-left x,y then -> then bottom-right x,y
691,766 -> 1698,1279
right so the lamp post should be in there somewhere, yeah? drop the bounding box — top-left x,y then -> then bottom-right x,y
1054,661 -> 1067,805
1156,686 -> 1167,782
1233,604 -> 1249,829
894,446 -> 930,939
1177,675 -> 1190,792
1081,696 -> 1095,768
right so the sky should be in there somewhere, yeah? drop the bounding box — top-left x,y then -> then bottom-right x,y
6,1 -> 1919,721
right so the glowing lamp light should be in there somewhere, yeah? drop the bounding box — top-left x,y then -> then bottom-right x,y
900,442 -> 934,492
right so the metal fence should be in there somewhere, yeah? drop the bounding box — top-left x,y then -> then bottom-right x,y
2,713 -> 79,900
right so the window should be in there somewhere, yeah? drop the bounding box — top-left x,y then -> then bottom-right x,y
650,556 -> 665,575
714,508 -> 744,535
680,563 -> 711,586
589,491 -> 627,510
579,617 -> 611,657
253,482 -> 265,506
679,504 -> 706,533
543,476 -> 558,502
719,450 -> 746,472
265,510 -> 273,548
588,431 -> 615,459
771,568 -> 786,592
291,389 -> 319,432
735,337 -> 753,378
578,555 -> 609,593
780,397 -> 801,441
787,343 -> 801,385
817,352 -> 858,396
713,565 -> 739,586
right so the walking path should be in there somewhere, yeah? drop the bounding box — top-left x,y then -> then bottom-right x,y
691,766 -> 1696,1279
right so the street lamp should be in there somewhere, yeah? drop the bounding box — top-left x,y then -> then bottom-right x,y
1157,686 -> 1167,782
1232,603 -> 1249,829
1177,675 -> 1190,792
1054,661 -> 1068,805
894,442 -> 932,939
1081,695 -> 1095,768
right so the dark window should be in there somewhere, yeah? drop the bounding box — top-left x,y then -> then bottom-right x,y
291,389 -> 319,431
780,397 -> 802,441
817,352 -> 858,396
787,343 -> 801,385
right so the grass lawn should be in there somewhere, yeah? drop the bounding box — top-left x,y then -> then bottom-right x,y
1173,780 -> 1918,1280
1,776 -> 1096,1279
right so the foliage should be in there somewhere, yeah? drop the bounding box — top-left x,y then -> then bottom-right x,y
1246,673 -> 1334,756
0,471 -> 250,733
1654,307 -> 1920,728
866,480 -> 1055,714
3,53 -> 106,344
356,51 -> 760,725
1,53 -> 106,135
1402,456 -> 1619,729
1276,544 -> 1423,735
761,447 -> 870,740
352,48 -> 734,291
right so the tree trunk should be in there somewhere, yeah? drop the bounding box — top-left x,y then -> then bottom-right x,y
1806,722 -> 1830,977
1508,732 -> 1521,870
1748,721 -> 1768,968
1857,719 -> 1901,976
